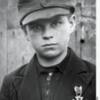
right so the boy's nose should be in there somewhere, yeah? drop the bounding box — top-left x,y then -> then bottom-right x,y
42,27 -> 53,40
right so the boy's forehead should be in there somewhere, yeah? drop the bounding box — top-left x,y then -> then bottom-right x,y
22,8 -> 70,25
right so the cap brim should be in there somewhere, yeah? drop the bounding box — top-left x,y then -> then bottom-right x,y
22,7 -> 70,25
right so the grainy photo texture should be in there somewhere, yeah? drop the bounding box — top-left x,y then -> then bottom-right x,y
0,0 -> 96,100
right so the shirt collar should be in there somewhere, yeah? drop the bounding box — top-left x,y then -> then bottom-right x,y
35,48 -> 71,75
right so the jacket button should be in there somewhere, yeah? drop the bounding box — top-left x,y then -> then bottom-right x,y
47,76 -> 51,81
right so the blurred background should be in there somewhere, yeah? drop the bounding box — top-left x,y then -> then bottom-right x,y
0,0 -> 96,88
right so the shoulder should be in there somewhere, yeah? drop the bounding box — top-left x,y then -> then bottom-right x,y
69,47 -> 95,74
4,64 -> 28,82
82,60 -> 95,73
77,58 -> 96,75
1,54 -> 36,87
1,64 -> 28,89
0,64 -> 28,98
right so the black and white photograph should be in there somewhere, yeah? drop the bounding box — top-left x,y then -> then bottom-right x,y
0,0 -> 96,100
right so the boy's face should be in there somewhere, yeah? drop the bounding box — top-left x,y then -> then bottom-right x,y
25,14 -> 75,58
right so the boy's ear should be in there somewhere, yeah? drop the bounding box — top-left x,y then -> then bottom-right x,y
69,14 -> 76,33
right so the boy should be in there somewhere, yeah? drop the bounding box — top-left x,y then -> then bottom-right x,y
0,0 -> 95,100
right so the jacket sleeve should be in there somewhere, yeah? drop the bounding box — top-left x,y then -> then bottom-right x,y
0,75 -> 11,100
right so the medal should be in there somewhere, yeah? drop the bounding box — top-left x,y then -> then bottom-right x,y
73,86 -> 83,100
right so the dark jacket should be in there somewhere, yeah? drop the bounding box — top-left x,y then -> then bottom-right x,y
0,49 -> 96,100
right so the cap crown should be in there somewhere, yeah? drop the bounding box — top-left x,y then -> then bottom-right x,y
17,0 -> 76,25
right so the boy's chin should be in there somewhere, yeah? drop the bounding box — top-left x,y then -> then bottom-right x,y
39,51 -> 60,59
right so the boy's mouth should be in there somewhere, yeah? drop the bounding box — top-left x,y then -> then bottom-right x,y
42,43 -> 57,47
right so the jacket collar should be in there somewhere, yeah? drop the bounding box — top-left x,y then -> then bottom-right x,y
12,48 -> 94,100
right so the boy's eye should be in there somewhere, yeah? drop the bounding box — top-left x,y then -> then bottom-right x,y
52,20 -> 63,27
28,24 -> 43,31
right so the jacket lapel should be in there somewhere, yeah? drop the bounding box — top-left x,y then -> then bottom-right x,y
54,49 -> 94,100
13,56 -> 41,100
